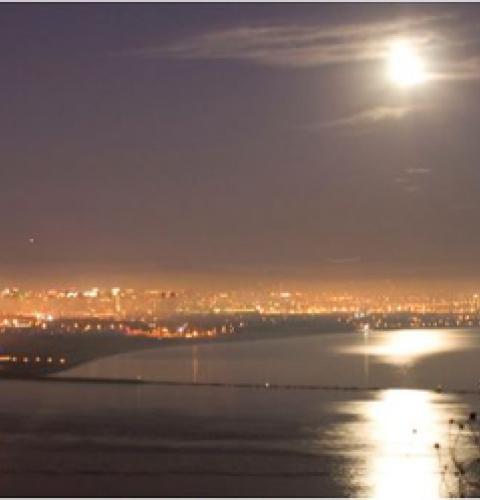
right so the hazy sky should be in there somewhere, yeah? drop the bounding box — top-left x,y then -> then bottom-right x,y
2,3 -> 480,289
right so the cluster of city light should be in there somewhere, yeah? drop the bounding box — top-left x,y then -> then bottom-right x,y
0,312 -> 241,342
0,355 -> 67,365
0,286 -> 480,319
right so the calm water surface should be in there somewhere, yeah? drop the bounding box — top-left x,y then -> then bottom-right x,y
2,328 -> 480,497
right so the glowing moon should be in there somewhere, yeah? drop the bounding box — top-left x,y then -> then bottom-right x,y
387,40 -> 427,87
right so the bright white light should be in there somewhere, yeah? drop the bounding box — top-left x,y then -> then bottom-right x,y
334,389 -> 454,499
368,390 -> 445,499
340,329 -> 470,366
387,40 -> 427,87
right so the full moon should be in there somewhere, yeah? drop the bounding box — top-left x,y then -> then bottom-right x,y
387,40 -> 427,87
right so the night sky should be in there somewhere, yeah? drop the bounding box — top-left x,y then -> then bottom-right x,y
2,3 -> 480,289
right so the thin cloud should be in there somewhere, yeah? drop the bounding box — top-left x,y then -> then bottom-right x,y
122,14 -> 451,68
395,168 -> 431,192
117,13 -> 480,82
326,256 -> 362,265
432,57 -> 480,81
405,167 -> 432,175
310,106 -> 412,129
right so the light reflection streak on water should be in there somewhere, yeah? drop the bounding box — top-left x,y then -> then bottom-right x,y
342,329 -> 470,366
368,390 -> 444,499
192,346 -> 199,383
328,389 -> 461,499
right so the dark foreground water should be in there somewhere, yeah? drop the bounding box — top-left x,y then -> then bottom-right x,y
2,329 -> 480,497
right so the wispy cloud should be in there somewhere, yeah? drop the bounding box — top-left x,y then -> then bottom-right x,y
119,12 -> 480,82
433,56 -> 480,81
308,106 -> 413,130
394,167 -> 432,194
118,10 -> 480,85
405,167 -> 432,175
326,256 -> 362,265
123,14 -> 451,68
